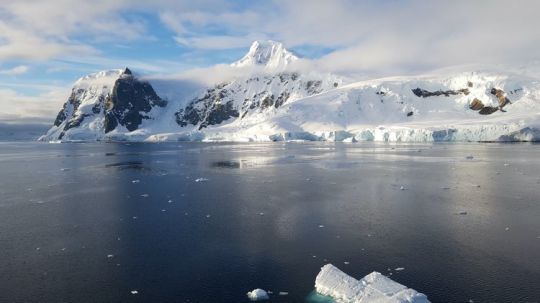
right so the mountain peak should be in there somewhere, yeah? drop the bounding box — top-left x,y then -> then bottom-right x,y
231,40 -> 299,69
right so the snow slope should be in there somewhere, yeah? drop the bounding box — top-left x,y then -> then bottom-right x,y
40,41 -> 540,142
231,40 -> 299,70
145,69 -> 540,142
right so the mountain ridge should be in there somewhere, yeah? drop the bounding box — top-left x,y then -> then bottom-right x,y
40,41 -> 540,142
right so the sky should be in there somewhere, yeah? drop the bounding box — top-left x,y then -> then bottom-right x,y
1,0 -> 540,125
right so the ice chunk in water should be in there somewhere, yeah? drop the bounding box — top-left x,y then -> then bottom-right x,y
247,288 -> 269,301
195,178 -> 209,182
315,264 -> 429,303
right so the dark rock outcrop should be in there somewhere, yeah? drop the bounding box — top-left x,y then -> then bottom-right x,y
175,85 -> 239,129
412,87 -> 470,98
104,69 -> 167,133
479,106 -> 499,115
490,88 -> 511,110
175,72 -> 329,129
469,98 -> 485,111
52,68 -> 167,138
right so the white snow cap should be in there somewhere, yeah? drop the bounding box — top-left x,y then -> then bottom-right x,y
247,288 -> 269,301
232,40 -> 299,69
315,264 -> 430,303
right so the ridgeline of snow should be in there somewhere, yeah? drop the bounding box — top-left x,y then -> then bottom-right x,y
231,40 -> 299,70
315,264 -> 429,303
40,41 -> 540,143
41,69 -> 125,141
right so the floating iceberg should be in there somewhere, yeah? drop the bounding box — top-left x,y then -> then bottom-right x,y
315,264 -> 429,303
247,288 -> 269,301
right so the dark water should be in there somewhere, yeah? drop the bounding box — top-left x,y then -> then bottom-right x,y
0,142 -> 539,303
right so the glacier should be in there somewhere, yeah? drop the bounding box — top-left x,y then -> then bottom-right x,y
39,40 -> 540,143
314,264 -> 429,303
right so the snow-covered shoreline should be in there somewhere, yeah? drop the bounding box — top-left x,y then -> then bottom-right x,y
39,41 -> 540,143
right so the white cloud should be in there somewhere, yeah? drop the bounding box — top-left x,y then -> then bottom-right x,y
0,86 -> 69,124
0,65 -> 29,75
158,0 -> 540,74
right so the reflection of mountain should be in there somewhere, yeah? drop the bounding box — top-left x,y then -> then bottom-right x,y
41,41 -> 540,142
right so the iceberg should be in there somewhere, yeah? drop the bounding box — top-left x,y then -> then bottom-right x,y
315,264 -> 429,303
247,288 -> 269,301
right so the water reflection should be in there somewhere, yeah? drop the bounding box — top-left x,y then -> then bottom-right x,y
0,142 -> 539,303
211,160 -> 241,169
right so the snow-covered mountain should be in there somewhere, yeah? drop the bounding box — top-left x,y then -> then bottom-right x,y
40,41 -> 540,142
43,68 -> 166,141
231,40 -> 299,70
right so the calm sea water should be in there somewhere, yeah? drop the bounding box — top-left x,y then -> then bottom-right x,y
0,142 -> 539,302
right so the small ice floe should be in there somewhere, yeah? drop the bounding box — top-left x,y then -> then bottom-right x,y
504,163 -> 510,167
259,212 -> 265,216
161,209 -> 166,212
465,155 -> 474,160
107,254 -> 114,258
315,264 -> 430,303
130,290 -> 138,295
344,261 -> 350,265
140,194 -> 149,198
132,179 -> 140,184
195,178 -> 209,182
318,225 -> 325,228
400,186 -> 407,190
395,267 -> 405,271
278,291 -> 288,296
60,168 -> 71,171
132,216 -> 138,220
168,199 -> 173,203
505,227 -> 510,231
206,214 -> 211,218
36,247 -> 40,251
247,288 -> 269,301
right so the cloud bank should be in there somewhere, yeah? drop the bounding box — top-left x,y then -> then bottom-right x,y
1,0 -> 539,124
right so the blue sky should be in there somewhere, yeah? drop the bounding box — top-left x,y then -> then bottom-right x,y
1,0 -> 539,124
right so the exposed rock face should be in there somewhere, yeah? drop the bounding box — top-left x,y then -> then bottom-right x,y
412,87 -> 470,97
47,68 -> 167,140
479,106 -> 499,115
104,68 -> 167,133
174,72 -> 337,129
468,88 -> 513,116
491,88 -> 511,110
469,98 -> 485,111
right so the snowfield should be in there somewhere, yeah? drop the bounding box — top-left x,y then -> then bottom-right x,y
40,41 -> 540,143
